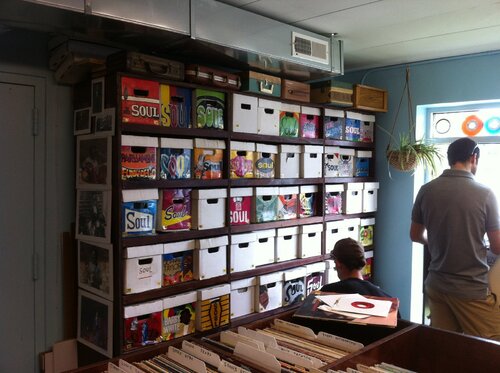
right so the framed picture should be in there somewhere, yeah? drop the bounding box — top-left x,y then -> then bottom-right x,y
94,108 -> 115,135
91,77 -> 105,114
76,134 -> 112,189
77,289 -> 113,357
78,240 -> 113,300
76,190 -> 112,243
74,107 -> 91,135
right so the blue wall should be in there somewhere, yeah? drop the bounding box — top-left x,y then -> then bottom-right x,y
343,51 -> 500,318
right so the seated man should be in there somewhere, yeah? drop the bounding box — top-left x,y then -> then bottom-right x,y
321,237 -> 392,297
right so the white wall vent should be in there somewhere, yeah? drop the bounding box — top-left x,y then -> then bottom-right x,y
291,32 -> 330,64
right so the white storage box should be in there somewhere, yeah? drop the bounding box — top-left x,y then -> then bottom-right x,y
343,182 -> 364,214
163,239 -> 195,286
344,217 -> 361,241
121,135 -> 158,181
324,259 -> 340,284
194,236 -> 228,280
355,150 -> 372,177
277,186 -> 299,220
282,266 -> 307,306
253,186 -> 279,223
257,98 -> 281,136
299,224 -> 323,258
230,277 -> 257,319
275,226 -> 299,262
338,148 -> 355,177
280,103 -> 300,137
124,300 -> 163,349
161,291 -> 197,340
122,188 -> 159,236
324,108 -> 345,140
124,244 -> 163,294
363,182 -> 379,213
299,106 -> 321,139
159,138 -> 193,180
360,114 -> 375,143
305,261 -> 326,295
325,184 -> 344,215
254,229 -> 276,266
360,217 -> 375,247
191,188 -> 227,230
230,232 -> 257,273
232,94 -> 258,134
324,146 -> 340,177
196,284 -> 231,331
254,143 -> 278,178
229,187 -> 253,226
325,220 -> 347,253
193,138 -> 225,180
257,272 -> 283,312
301,145 -> 323,178
278,144 -> 301,179
299,185 -> 318,218
230,141 -> 255,179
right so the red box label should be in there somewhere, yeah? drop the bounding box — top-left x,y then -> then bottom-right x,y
121,77 -> 160,125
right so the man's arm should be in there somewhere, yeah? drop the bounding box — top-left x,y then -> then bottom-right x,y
486,229 -> 500,255
410,221 -> 428,245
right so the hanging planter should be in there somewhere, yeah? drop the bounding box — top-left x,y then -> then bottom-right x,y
382,67 -> 442,174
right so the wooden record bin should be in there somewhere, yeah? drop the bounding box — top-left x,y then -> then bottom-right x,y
73,68 -> 380,365
328,324 -> 500,372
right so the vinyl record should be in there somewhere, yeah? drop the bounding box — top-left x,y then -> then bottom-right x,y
434,118 -> 451,134
351,301 -> 375,309
461,115 -> 483,136
485,116 -> 500,134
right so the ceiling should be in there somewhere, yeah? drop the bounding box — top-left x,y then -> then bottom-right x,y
217,0 -> 500,72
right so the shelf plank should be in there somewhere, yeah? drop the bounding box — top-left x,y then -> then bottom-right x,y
230,132 -> 324,145
230,178 -> 323,187
230,216 -> 325,233
229,255 -> 325,281
121,227 -> 229,248
324,212 -> 376,222
324,176 -> 376,184
121,124 -> 229,139
324,139 -> 374,148
122,179 -> 229,189
123,275 -> 229,306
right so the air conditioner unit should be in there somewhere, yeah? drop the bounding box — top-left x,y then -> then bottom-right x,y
292,32 -> 329,65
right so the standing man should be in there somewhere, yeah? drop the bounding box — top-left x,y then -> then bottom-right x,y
410,137 -> 500,341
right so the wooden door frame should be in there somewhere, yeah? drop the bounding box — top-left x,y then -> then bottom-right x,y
0,71 -> 46,366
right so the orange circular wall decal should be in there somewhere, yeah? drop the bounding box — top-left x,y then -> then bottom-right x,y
461,115 -> 483,136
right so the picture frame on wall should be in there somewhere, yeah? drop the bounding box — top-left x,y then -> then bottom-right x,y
76,134 -> 112,189
74,107 -> 91,135
77,289 -> 113,357
94,107 -> 115,135
78,240 -> 113,301
76,190 -> 112,243
91,77 -> 105,114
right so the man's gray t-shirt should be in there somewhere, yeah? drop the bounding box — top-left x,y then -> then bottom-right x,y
412,169 -> 500,299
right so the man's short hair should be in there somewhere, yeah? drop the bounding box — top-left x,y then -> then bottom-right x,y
447,137 -> 479,166
331,238 -> 366,271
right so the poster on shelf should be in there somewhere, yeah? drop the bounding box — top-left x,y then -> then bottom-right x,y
78,240 -> 113,300
76,134 -> 112,189
77,289 -> 113,357
76,190 -> 112,243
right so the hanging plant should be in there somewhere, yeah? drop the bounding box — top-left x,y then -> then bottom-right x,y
382,66 -> 442,174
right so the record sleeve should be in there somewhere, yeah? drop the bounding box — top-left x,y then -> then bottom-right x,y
293,291 -> 399,328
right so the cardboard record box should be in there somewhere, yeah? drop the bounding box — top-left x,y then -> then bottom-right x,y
185,64 -> 240,90
107,51 -> 184,81
240,71 -> 281,97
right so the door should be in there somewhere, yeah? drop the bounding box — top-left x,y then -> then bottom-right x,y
0,74 -> 45,372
